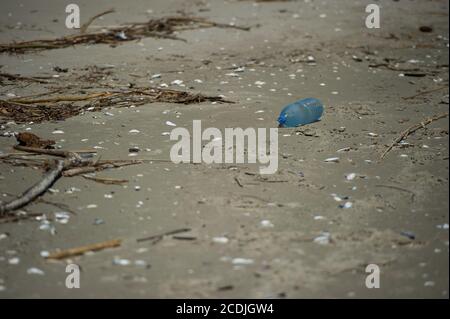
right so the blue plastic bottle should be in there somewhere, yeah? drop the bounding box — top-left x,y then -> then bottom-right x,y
277,98 -> 324,128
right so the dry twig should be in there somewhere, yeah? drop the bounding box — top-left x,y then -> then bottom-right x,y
381,112 -> 449,159
80,9 -> 115,34
46,239 -> 122,260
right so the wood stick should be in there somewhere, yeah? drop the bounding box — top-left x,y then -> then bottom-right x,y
8,92 -> 113,104
381,112 -> 449,159
137,228 -> 191,243
0,72 -> 50,83
46,239 -> 122,260
0,160 -> 65,215
375,184 -> 416,202
13,145 -> 72,158
62,166 -> 97,177
0,212 -> 44,224
13,145 -> 96,157
82,175 -> 128,185
402,86 -> 448,100
80,8 -> 115,34
234,176 -> 244,187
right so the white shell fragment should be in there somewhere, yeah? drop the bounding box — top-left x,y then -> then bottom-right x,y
27,267 -> 45,275
324,157 -> 339,163
212,237 -> 229,244
260,220 -> 274,228
314,232 -> 331,245
232,258 -> 254,265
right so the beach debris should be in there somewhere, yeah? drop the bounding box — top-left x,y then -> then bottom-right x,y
136,228 -> 191,244
0,159 -> 66,215
375,184 -> 416,202
380,112 -> 449,159
277,98 -> 323,128
212,236 -> 229,244
260,220 -> 274,228
402,85 -> 448,100
53,66 -> 68,73
232,258 -> 254,265
170,80 -> 184,86
339,202 -> 353,209
0,143 -> 144,215
114,31 -> 128,41
79,8 -> 115,34
16,132 -> 55,149
324,157 -> 340,163
313,232 -> 331,245
331,194 -> 347,202
400,231 -> 416,240
128,146 -> 140,153
113,257 -> 131,266
54,212 -> 70,224
27,267 -> 45,275
419,26 -> 433,33
0,88 -> 232,124
345,173 -> 357,181
0,15 -> 249,54
0,72 -> 51,84
46,239 -> 122,260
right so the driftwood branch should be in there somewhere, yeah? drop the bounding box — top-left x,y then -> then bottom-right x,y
0,160 -> 66,215
381,112 -> 449,159
46,239 -> 122,260
1,141 -> 143,215
13,145 -> 95,158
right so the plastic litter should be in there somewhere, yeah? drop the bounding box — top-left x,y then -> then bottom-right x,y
277,98 -> 324,128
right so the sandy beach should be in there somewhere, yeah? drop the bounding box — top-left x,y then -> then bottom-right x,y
0,0 -> 448,298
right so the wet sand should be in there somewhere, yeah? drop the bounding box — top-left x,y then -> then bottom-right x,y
0,0 -> 448,298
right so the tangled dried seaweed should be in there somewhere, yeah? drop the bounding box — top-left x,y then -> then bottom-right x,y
0,87 -> 232,123
0,16 -> 249,54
